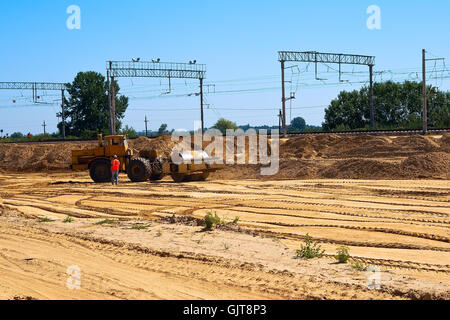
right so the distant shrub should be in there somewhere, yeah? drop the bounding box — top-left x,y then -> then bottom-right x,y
296,234 -> 324,259
120,125 -> 138,139
80,130 -> 98,140
94,219 -> 116,225
10,132 -> 24,139
351,260 -> 367,271
131,224 -> 148,230
336,246 -> 350,264
204,211 -> 221,230
63,216 -> 73,223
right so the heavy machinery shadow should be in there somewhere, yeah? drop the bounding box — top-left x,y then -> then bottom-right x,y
50,181 -> 95,185
50,180 -> 137,185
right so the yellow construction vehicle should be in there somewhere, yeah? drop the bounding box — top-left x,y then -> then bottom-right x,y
71,134 -> 224,183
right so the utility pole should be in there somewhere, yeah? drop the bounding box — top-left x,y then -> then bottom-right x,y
200,78 -> 204,133
422,51 -> 445,135
422,49 -> 427,135
61,89 -> 66,140
42,121 -> 46,134
278,110 -> 282,133
110,75 -> 116,135
107,64 -> 114,135
280,60 -> 287,136
144,115 -> 149,137
369,65 -> 375,130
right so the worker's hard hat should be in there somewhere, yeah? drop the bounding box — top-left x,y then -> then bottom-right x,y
114,155 -> 118,158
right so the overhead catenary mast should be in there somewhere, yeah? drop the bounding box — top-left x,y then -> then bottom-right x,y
278,51 -> 376,135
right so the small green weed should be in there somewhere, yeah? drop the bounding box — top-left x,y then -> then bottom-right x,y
336,246 -> 350,264
63,216 -> 74,223
351,260 -> 367,272
131,224 -> 148,230
204,211 -> 221,230
296,234 -> 324,259
94,219 -> 116,225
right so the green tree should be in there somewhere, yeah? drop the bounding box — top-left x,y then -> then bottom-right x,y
323,89 -> 367,130
58,71 -> 128,138
428,90 -> 450,128
120,125 -> 138,138
289,117 -> 306,132
323,81 -> 450,130
158,123 -> 169,135
10,132 -> 24,139
213,118 -> 238,134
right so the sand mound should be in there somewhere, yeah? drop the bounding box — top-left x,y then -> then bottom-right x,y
0,136 -> 177,172
318,159 -> 398,179
0,141 -> 97,172
131,136 -> 178,159
279,134 -> 444,160
0,134 -> 448,180
440,133 -> 450,152
280,134 -> 341,159
400,152 -> 450,179
294,150 -> 449,180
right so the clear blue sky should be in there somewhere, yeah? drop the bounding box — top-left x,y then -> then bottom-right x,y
0,0 -> 449,134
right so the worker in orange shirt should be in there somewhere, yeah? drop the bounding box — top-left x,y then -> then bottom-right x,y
111,155 -> 120,185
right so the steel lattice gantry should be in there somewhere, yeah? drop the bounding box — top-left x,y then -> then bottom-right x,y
107,61 -> 207,134
278,51 -> 375,66
0,82 -> 68,90
108,61 -> 206,79
277,51 -> 376,135
0,81 -> 69,139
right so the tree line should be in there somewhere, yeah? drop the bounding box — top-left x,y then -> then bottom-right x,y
323,81 -> 450,131
3,74 -> 449,141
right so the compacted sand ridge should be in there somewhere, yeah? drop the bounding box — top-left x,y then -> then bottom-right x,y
0,172 -> 449,300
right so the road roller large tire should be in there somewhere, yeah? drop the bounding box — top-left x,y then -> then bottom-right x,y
149,159 -> 164,181
89,159 -> 111,183
150,173 -> 165,181
184,172 -> 210,182
171,173 -> 187,183
127,158 -> 151,182
198,172 -> 210,181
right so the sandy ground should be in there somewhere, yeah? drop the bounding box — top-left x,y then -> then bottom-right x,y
0,172 -> 449,300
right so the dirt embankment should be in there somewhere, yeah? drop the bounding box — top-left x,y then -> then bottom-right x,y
0,134 -> 449,180
0,136 -> 177,172
213,134 -> 450,180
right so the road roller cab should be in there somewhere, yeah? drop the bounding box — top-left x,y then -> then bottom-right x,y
71,134 -> 133,182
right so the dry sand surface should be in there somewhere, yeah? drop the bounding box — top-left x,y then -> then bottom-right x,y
0,134 -> 448,300
0,171 -> 449,300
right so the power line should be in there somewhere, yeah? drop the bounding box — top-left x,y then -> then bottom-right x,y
128,105 -> 328,112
